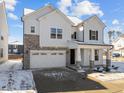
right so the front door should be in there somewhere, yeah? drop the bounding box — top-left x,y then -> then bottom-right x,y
70,49 -> 75,64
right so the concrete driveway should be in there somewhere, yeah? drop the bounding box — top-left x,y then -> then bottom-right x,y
32,68 -> 106,93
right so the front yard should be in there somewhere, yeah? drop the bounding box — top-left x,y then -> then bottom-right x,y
0,71 -> 36,92
0,60 -> 36,93
1,60 -> 124,93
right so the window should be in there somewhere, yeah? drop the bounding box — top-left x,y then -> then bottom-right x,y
74,32 -> 77,39
0,48 -> 3,58
41,53 -> 47,55
1,36 -> 3,40
95,49 -> 99,61
57,29 -> 62,39
50,28 -> 63,39
89,30 -> 98,40
58,53 -> 64,55
51,53 -> 57,55
51,28 -> 56,39
71,32 -> 77,39
32,53 -> 39,55
31,26 -> 35,33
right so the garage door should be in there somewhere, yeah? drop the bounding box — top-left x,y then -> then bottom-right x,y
30,50 -> 66,68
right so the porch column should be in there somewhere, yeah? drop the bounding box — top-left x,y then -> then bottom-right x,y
106,49 -> 111,71
76,47 -> 82,69
90,49 -> 95,70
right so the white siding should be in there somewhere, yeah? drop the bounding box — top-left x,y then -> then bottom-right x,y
83,17 -> 104,44
23,6 -> 54,35
113,38 -> 124,50
77,30 -> 84,41
0,2 -> 8,62
39,11 -> 72,47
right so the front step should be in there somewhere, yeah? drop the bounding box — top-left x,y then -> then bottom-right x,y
67,65 -> 87,79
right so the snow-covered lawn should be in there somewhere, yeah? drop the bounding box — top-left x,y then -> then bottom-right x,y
111,61 -> 124,72
0,60 -> 22,71
89,73 -> 124,81
89,61 -> 124,81
0,60 -> 37,93
0,71 -> 36,92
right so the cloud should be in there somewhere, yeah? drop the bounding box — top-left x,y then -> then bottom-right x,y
73,0 -> 104,17
58,0 -> 104,17
112,19 -> 119,25
58,0 -> 72,14
0,0 -> 19,20
109,26 -> 122,31
9,36 -> 23,44
0,0 -> 18,11
8,12 -> 18,20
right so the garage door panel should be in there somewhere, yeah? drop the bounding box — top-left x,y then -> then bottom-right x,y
30,50 -> 66,68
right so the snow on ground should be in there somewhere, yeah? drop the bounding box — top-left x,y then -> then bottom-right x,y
0,60 -> 36,93
111,61 -> 124,72
0,71 -> 36,91
0,60 -> 22,71
42,71 -> 70,81
89,73 -> 124,81
89,61 -> 124,81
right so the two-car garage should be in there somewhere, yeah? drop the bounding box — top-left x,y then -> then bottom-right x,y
30,50 -> 66,68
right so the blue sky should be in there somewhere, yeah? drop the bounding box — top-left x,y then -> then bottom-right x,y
2,0 -> 124,44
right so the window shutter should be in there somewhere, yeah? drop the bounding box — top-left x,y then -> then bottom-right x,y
74,32 -> 76,39
89,30 -> 91,40
96,31 -> 98,40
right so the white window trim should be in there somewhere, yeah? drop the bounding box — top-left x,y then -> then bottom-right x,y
50,28 -> 63,39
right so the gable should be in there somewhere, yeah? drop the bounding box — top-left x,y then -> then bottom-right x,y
22,5 -> 54,21
113,37 -> 124,45
83,15 -> 106,29
38,9 -> 74,25
38,9 -> 73,47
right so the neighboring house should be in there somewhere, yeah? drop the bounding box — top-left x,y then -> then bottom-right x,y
112,34 -> 124,56
22,5 -> 112,69
0,2 -> 8,62
8,42 -> 23,54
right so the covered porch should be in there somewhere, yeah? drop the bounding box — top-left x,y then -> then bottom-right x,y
67,41 -> 113,72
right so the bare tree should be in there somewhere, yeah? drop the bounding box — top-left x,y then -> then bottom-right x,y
108,31 -> 113,44
112,30 -> 116,40
108,30 -> 122,44
116,31 -> 122,37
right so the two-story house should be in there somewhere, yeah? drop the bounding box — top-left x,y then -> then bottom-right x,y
0,2 -> 8,62
22,5 -> 112,69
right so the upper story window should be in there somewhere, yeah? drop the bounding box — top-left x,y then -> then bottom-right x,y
57,29 -> 62,39
51,28 -> 56,39
1,36 -> 3,40
31,26 -> 35,33
95,49 -> 99,61
71,32 -> 77,40
0,48 -> 3,58
89,30 -> 98,40
50,28 -> 63,39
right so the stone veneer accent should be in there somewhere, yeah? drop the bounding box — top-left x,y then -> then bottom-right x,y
24,34 -> 68,69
